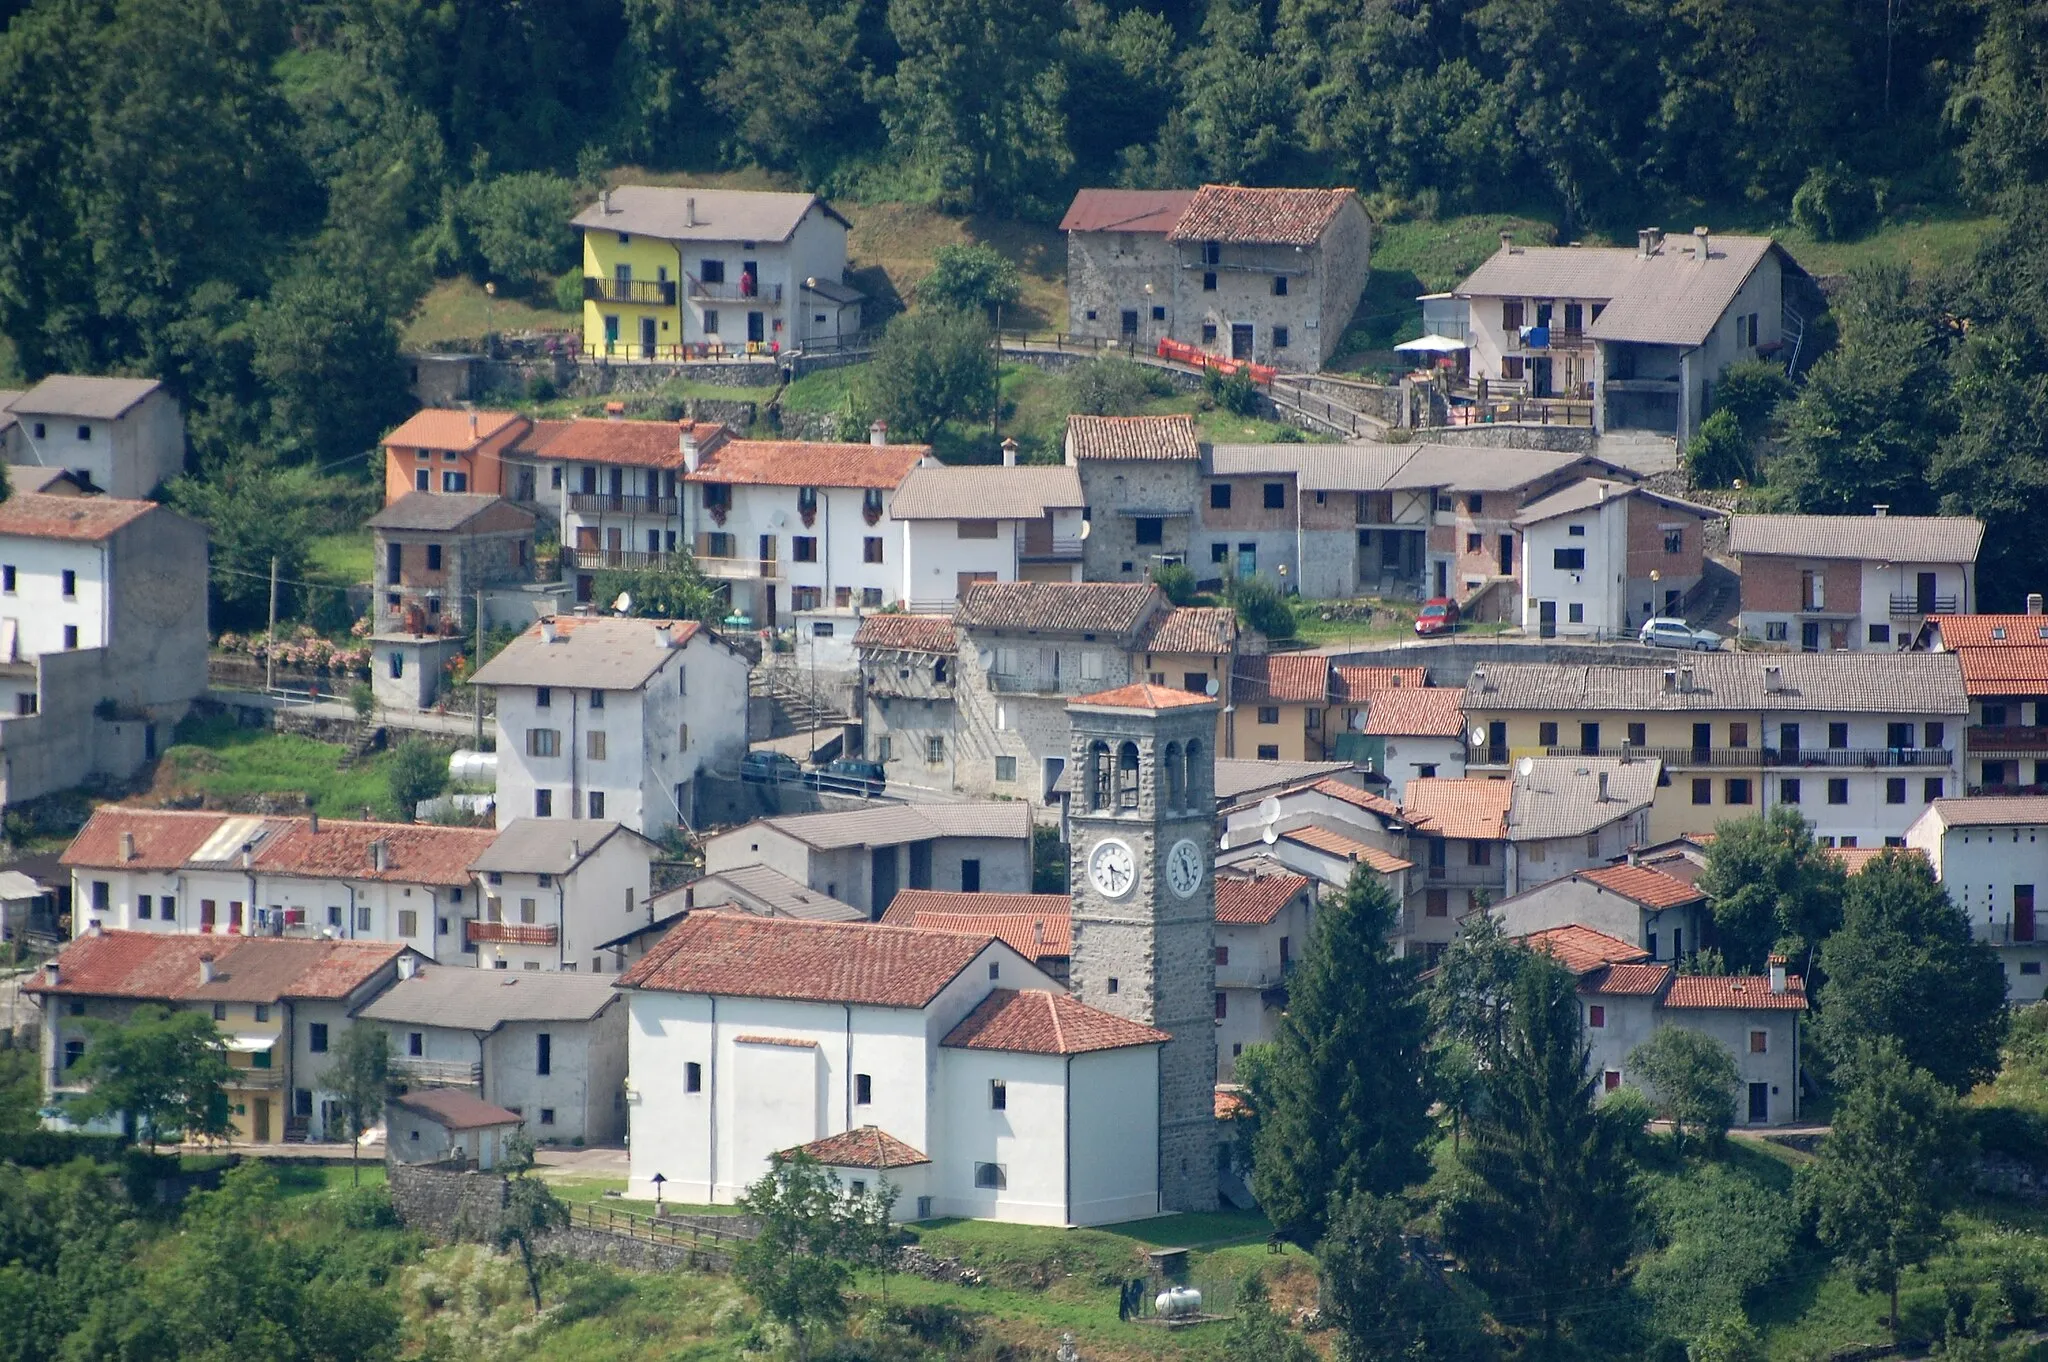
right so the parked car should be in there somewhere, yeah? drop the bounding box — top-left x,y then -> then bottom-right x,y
1414,598 -> 1461,637
741,750 -> 804,785
809,758 -> 887,797
1639,617 -> 1722,651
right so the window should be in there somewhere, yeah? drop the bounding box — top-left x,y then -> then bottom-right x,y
527,728 -> 560,758
212,1003 -> 228,1021
994,756 -> 1016,783
521,897 -> 539,923
537,1033 -> 552,1076
1569,524 -> 1586,537
1886,777 -> 1906,804
1466,532 -> 1483,553
1426,890 -> 1449,917
309,1023 -> 329,1053
1750,1030 -> 1768,1054
30,422 -> 42,439
588,791 -> 605,819
64,1040 -> 84,1070
138,894 -> 152,920
1257,706 -> 1280,725
1664,529 -> 1684,554
587,730 -> 607,760
1121,309 -> 1138,336
1828,722 -> 1849,749
1263,482 -> 1286,510
1588,1005 -> 1606,1028
863,537 -> 884,563
961,859 -> 981,891
388,652 -> 404,680
1827,778 -> 1849,805
408,1032 -> 424,1057
1257,744 -> 1280,760
1869,623 -> 1891,645
686,1062 -> 702,1093
1273,326 -> 1289,349
1203,271 -> 1217,291
1215,992 -> 1228,1019
1692,778 -> 1713,805
1887,721 -> 1915,750
927,735 -> 945,763
701,259 -> 725,284
1729,722 -> 1749,749
1152,306 -> 1166,321
90,880 -> 109,912
355,906 -> 371,931
442,471 -> 467,492
812,620 -> 834,637
974,1163 -> 1006,1189
1503,301 -> 1525,330
957,518 -> 998,539
1215,945 -> 1230,966
1765,621 -> 1789,641
1553,548 -> 1586,570
1985,703 -> 2009,726
61,569 -> 77,598
1568,603 -> 1584,624
1134,518 -> 1163,545
1782,778 -> 1802,804
1210,484 -> 1232,509
63,625 -> 78,650
1272,275 -> 1289,296
1539,721 -> 1559,747
1726,778 -> 1753,805
1202,322 -> 1217,343
425,544 -> 443,572
539,1108 -> 556,1125
1627,722 -> 1647,747
793,536 -> 818,562
398,909 -> 418,936
1924,777 -> 1944,801
76,425 -> 89,441
989,1080 -> 1007,1110
1107,978 -> 1119,994
535,788 -> 553,817
589,689 -> 604,711
0,566 -> 10,592
536,686 -> 552,709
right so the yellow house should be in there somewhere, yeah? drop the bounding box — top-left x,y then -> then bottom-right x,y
1228,654 -> 1333,762
1127,605 -> 1240,751
1460,654 -> 1968,847
572,186 -> 862,359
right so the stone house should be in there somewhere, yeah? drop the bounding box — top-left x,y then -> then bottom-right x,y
1905,796 -> 2048,1004
1489,861 -> 1711,965
387,1089 -> 526,1168
1067,415 -> 1202,583
1731,513 -> 1984,652
380,408 -> 530,503
355,962 -> 629,1146
1908,612 -> 2048,792
0,494 -> 208,810
2,376 -> 186,499
1061,186 -> 1373,371
855,613 -> 963,795
368,492 -> 536,638
1516,479 -> 1721,638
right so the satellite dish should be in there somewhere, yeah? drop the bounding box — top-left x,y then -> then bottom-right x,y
1218,830 -> 1230,850
1469,727 -> 1487,746
771,510 -> 789,528
1262,826 -> 1278,846
1205,676 -> 1220,696
1258,796 -> 1282,825
977,649 -> 994,669
1516,756 -> 1535,777
1078,520 -> 1093,540
612,592 -> 633,615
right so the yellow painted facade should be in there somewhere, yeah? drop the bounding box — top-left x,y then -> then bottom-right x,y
203,999 -> 287,1143
580,230 -> 685,359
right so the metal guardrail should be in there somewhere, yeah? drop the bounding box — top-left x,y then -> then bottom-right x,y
1539,745 -> 1953,769
585,278 -> 677,306
568,493 -> 678,516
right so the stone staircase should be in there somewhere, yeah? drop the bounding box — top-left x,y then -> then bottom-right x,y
749,667 -> 851,740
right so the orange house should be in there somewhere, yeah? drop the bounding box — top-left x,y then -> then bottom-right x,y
381,409 -> 530,505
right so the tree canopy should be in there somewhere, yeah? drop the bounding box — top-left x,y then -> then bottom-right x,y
1698,807 -> 1848,973
73,1003 -> 233,1147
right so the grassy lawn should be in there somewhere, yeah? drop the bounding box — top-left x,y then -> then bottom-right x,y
405,276 -> 577,348
307,531 -> 372,585
153,713 -> 407,820
264,1159 -> 388,1199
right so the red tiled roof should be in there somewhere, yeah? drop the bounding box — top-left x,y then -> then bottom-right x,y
684,439 -> 926,489
392,1089 -> 524,1130
1215,873 -> 1309,925
1518,924 -> 1649,976
1403,777 -> 1511,840
1142,606 -> 1238,655
853,614 -> 956,654
1332,665 -> 1429,700
1309,779 -> 1405,821
0,492 -> 158,542
1663,973 -> 1807,1011
510,418 -> 573,456
1578,863 -> 1706,909
881,890 -> 1074,960
525,418 -> 728,469
1927,615 -> 2048,648
1066,414 -> 1200,461
1278,825 -> 1412,872
1954,648 -> 2048,694
255,820 -> 497,887
1234,654 -> 1330,706
1059,188 -> 1197,235
1828,845 -> 1926,874
941,988 -> 1170,1055
26,930 -> 404,1002
616,912 -> 994,1007
786,1126 -> 932,1169
1216,1088 -> 1250,1120
1580,962 -> 1672,997
1361,687 -> 1467,737
956,580 -> 1161,636
62,808 -> 233,870
1166,186 -> 1356,247
1071,682 -> 1219,710
383,409 -> 525,452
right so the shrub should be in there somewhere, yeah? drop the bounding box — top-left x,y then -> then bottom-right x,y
467,173 -> 578,291
917,243 -> 1021,314
386,740 -> 448,822
1227,574 -> 1295,639
1714,360 -> 1792,442
1687,409 -> 1750,489
1067,358 -> 1162,415
552,268 -> 583,315
1151,562 -> 1197,605
1206,366 -> 1262,416
350,683 -> 375,721
1792,163 -> 1877,241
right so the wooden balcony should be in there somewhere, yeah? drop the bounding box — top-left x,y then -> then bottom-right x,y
391,1057 -> 483,1087
468,920 -> 558,946
585,277 -> 677,306
562,547 -> 685,572
568,493 -> 678,516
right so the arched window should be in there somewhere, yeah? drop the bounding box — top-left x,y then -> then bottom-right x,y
1163,741 -> 1185,812
1185,738 -> 1204,807
1117,741 -> 1141,810
1088,740 -> 1112,813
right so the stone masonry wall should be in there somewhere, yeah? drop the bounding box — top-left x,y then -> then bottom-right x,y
1077,460 -> 1202,583
388,1160 -> 508,1242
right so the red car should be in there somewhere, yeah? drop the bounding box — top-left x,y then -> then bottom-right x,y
1414,597 -> 1461,637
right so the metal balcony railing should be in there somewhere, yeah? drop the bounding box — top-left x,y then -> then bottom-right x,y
1540,745 -> 1953,769
391,1057 -> 483,1086
585,277 -> 677,306
562,547 -> 685,572
1891,594 -> 1958,616
568,493 -> 678,516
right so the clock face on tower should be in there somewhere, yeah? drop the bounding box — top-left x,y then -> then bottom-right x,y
1164,838 -> 1204,899
1088,838 -> 1137,899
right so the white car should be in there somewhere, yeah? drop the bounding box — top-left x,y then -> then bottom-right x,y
1639,617 -> 1722,651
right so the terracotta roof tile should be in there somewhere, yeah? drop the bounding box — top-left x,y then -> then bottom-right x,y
1059,189 -> 1196,234
1578,863 -> 1707,909
1308,779 -> 1405,821
941,988 -> 1170,1054
1234,654 -> 1330,706
1216,1088 -> 1250,1119
1403,777 -> 1511,840
255,819 -> 497,887
1166,186 -> 1356,247
1142,606 -> 1238,655
391,1089 -> 523,1130
1955,649 -> 2048,694
1827,846 -> 1927,875
617,913 -> 994,1007
1360,687 -> 1466,737
785,1126 -> 932,1169
1065,414 -> 1200,461
62,808 -> 234,870
881,890 -> 1073,960
525,418 -> 727,469
1278,825 -> 1412,872
1928,796 -> 2048,827
1927,615 -> 2048,648
1331,665 -> 1429,699
383,409 -> 525,452
0,492 -> 159,542
1662,973 -> 1807,1010
1517,924 -> 1649,975
1071,682 -> 1219,710
1580,962 -> 1672,997
27,930 -> 403,1003
1215,873 -> 1310,924
854,613 -> 957,654
956,580 -> 1161,637
684,439 -> 926,489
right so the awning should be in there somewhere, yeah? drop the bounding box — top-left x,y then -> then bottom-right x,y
224,1034 -> 277,1053
1394,334 -> 1470,353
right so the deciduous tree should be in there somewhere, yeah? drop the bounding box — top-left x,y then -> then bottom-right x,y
867,307 -> 997,443
1698,806 -> 1847,972
73,1003 -> 232,1148
1628,1026 -> 1739,1155
734,1152 -> 895,1362
327,1022 -> 391,1186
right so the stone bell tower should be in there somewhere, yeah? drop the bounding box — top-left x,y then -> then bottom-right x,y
1064,682 -> 1218,1212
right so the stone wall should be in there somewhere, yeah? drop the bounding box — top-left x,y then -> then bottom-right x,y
478,356 -> 782,398
1424,423 -> 1597,453
388,1160 -> 508,1242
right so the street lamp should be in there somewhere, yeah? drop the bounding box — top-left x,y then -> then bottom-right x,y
652,1171 -> 667,1214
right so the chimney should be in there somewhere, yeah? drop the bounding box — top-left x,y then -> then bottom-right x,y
198,955 -> 216,986
540,617 -> 558,644
398,953 -> 419,980
1001,437 -> 1019,468
1033,920 -> 1045,946
43,960 -> 58,988
1763,663 -> 1783,693
1693,226 -> 1710,261
601,188 -> 613,214
1499,230 -> 1515,254
1872,504 -> 1890,518
1637,229 -> 1655,259
2031,593 -> 2045,616
120,830 -> 136,862
1471,666 -> 1489,691
569,838 -> 581,861
85,919 -> 102,937
604,401 -> 626,421
309,812 -> 319,835
869,420 -> 888,448
469,410 -> 478,437
685,196 -> 697,228
1626,847 -> 1640,867
1597,771 -> 1610,802
370,838 -> 390,873
241,845 -> 253,870
681,427 -> 701,474
655,624 -> 673,650
1768,954 -> 1788,995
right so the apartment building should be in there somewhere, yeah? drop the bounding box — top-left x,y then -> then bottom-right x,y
468,819 -> 659,973
1731,513 -> 1983,651
1515,479 -> 1721,637
1906,796 -> 2048,1004
1910,612 -> 2048,793
1461,654 -> 1970,845
889,457 -> 1087,607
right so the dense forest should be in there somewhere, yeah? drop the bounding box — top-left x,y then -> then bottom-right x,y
6,0 -> 2048,606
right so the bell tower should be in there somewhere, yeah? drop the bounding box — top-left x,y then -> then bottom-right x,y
1065,682 -> 1218,1213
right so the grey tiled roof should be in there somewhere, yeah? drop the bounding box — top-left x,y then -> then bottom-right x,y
753,802 -> 1033,851
1728,514 -> 1985,564
354,965 -> 619,1029
680,864 -> 866,922
471,820 -> 650,875
1382,446 -> 1631,494
569,186 -> 846,242
367,492 -> 532,533
889,465 -> 1084,519
1513,478 -> 1721,528
469,616 -> 714,690
1463,654 -> 1970,715
1507,758 -> 1662,841
1457,237 -> 1782,348
9,375 -> 163,419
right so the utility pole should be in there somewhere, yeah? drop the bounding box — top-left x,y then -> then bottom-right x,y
473,585 -> 485,751
265,555 -> 279,694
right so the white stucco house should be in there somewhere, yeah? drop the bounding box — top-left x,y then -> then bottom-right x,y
1515,479 -> 1722,639
1731,514 -> 1984,652
469,614 -> 751,835
1212,871 -> 1315,1080
888,457 -> 1088,610
1489,861 -> 1710,965
1906,795 -> 2048,1004
2,376 -> 186,498
468,819 -> 659,973
616,912 -> 1168,1225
